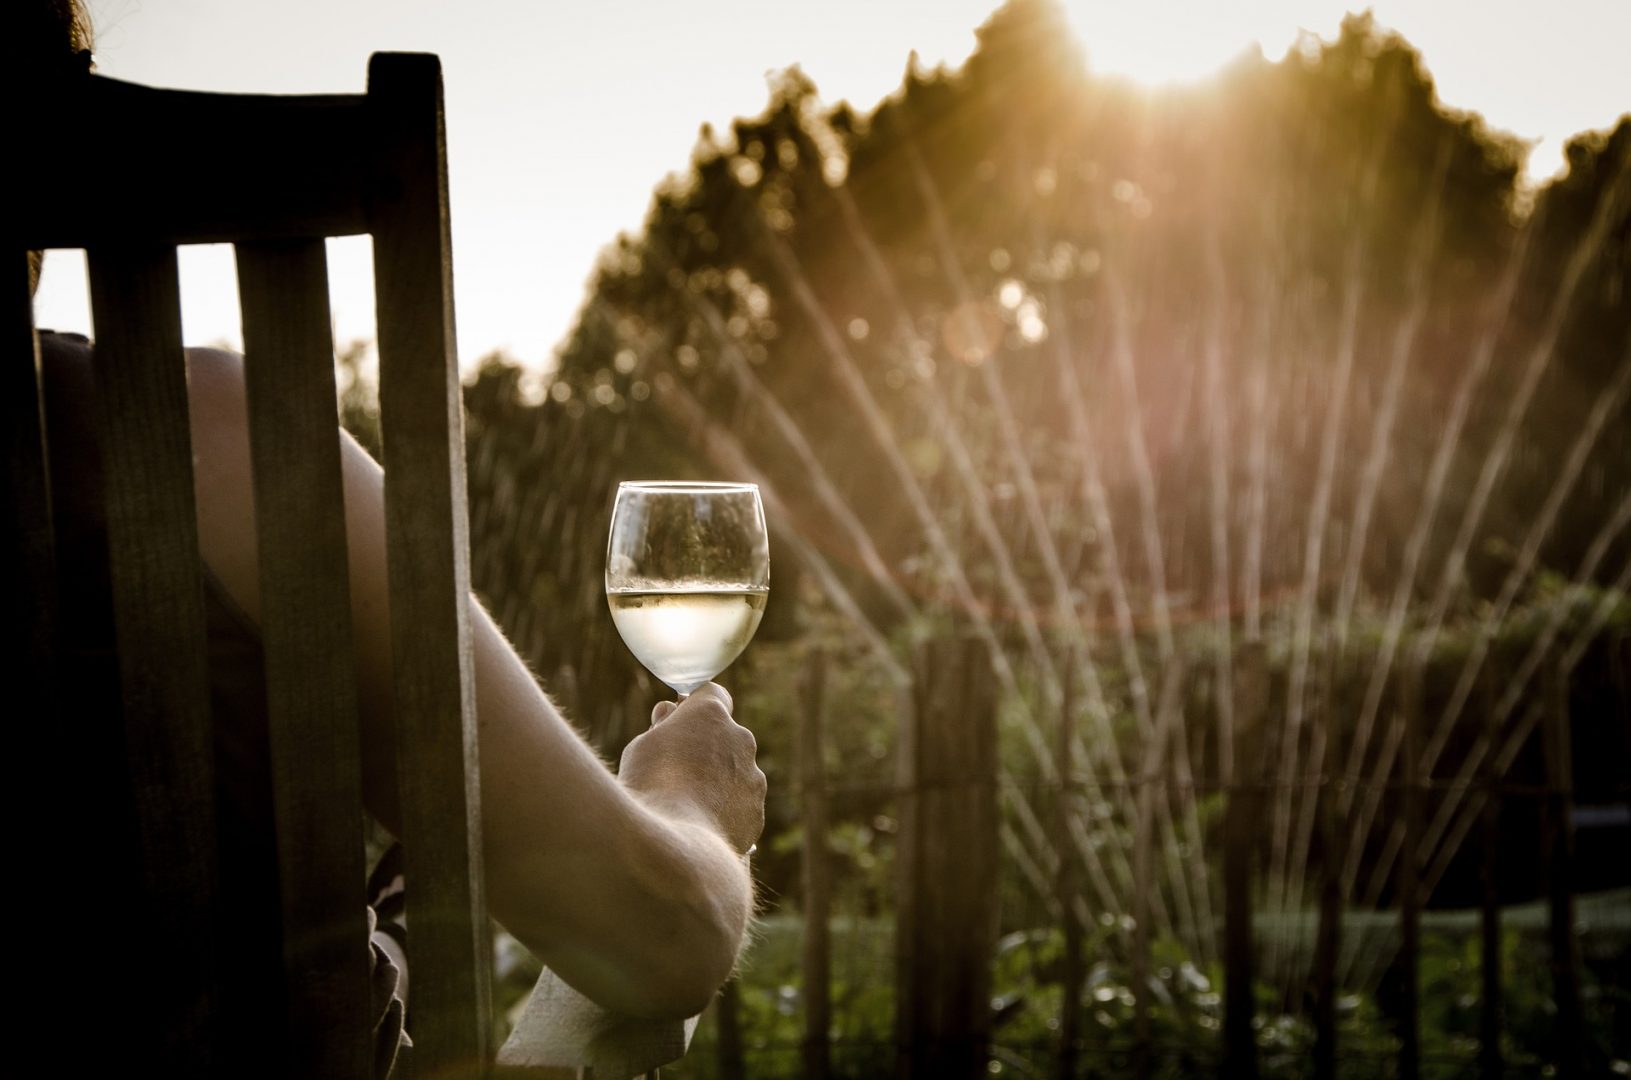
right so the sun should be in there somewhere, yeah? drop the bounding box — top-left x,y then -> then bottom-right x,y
1057,0 -> 1340,87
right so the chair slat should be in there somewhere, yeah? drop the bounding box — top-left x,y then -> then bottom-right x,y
7,257 -> 57,718
237,238 -> 372,1079
85,244 -> 220,1075
10,262 -> 63,1027
21,74 -> 371,250
369,52 -> 493,1071
29,53 -> 504,1071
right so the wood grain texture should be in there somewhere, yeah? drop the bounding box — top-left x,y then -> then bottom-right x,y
798,650 -> 832,1080
1398,662 -> 1422,1080
1055,656 -> 1083,1080
86,244 -> 220,1075
25,52 -> 509,1073
1542,663 -> 1583,1080
1477,669 -> 1503,1080
1223,643 -> 1265,1080
7,257 -> 57,723
715,978 -> 746,1080
368,51 -> 493,1071
1131,667 -> 1183,1080
237,238 -> 371,1078
1311,677 -> 1342,1080
20,71 -> 370,249
10,262 -> 66,1054
897,638 -> 997,1080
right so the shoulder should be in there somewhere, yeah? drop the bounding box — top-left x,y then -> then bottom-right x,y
183,346 -> 250,445
185,345 -> 246,400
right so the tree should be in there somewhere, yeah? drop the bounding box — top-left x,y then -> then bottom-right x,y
475,1 -> 1625,726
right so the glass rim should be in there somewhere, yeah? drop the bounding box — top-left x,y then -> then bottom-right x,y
615,480 -> 760,494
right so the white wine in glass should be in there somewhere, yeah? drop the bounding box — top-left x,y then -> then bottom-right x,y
606,482 -> 769,696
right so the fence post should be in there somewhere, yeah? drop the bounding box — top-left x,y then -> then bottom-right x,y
1223,643 -> 1265,1079
1398,660 -> 1422,1080
799,650 -> 832,1080
1134,663 -> 1183,1079
897,637 -> 998,1080
1543,661 -> 1583,1080
1131,736 -> 1156,1080
1613,632 -> 1630,746
1478,667 -> 1503,1080
1056,655 -> 1083,1080
715,979 -> 745,1080
1312,673 -> 1342,1080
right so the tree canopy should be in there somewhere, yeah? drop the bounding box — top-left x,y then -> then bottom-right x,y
459,1 -> 1627,744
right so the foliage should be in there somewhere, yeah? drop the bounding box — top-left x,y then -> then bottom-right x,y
660,910 -> 1630,1078
460,0 -> 1629,757
431,1 -> 1631,1073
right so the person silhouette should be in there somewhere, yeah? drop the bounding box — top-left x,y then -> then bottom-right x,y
23,2 -> 764,1069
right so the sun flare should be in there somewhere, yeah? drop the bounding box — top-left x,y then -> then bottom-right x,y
1058,0 -> 1341,86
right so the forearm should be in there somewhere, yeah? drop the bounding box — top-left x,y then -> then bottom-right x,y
470,602 -> 753,1019
502,805 -> 752,1021
185,347 -> 753,1018
343,417 -> 752,1017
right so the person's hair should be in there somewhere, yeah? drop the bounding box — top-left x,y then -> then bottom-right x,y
19,0 -> 92,72
24,0 -> 94,295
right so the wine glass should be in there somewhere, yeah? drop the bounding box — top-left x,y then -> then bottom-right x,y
606,481 -> 769,698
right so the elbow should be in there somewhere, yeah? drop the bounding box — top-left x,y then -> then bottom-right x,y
621,969 -> 726,1024
614,876 -> 747,1020
493,828 -> 751,1021
602,805 -> 753,1020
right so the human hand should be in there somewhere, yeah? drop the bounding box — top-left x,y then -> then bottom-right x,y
617,683 -> 766,856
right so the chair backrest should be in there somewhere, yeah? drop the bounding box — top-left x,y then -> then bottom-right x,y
11,55 -> 490,1076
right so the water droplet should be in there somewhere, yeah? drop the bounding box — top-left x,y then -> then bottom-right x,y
943,301 -> 1003,366
1017,299 -> 1048,343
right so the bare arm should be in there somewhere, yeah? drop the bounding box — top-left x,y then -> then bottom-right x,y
185,346 -> 762,1019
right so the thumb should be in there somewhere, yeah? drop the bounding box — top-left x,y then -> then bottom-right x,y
650,700 -> 678,726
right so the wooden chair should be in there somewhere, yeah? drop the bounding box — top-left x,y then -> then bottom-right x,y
12,55 -> 488,1076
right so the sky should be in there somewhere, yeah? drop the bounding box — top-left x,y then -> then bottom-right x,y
33,0 -> 1631,373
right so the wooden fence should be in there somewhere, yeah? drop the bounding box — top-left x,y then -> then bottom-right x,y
745,633 -> 1626,1079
